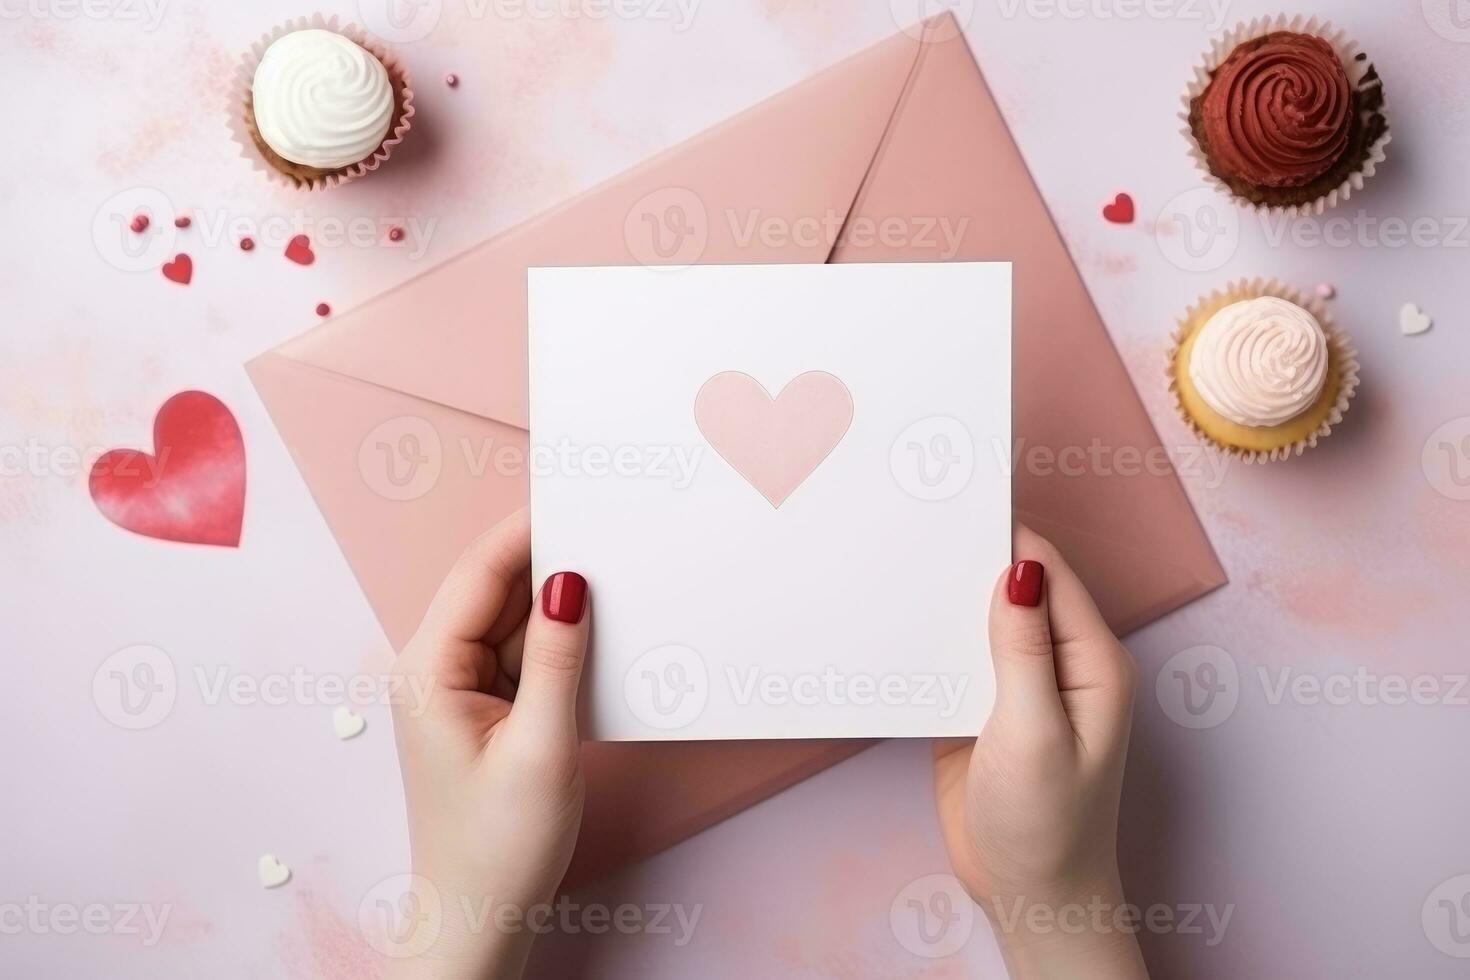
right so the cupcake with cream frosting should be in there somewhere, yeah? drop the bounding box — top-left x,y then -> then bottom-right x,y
1183,16 -> 1388,215
1169,280 -> 1358,462
231,16 -> 414,190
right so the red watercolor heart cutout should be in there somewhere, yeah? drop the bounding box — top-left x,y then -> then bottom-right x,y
89,391 -> 246,547
161,253 -> 193,284
285,235 -> 315,265
1102,193 -> 1134,224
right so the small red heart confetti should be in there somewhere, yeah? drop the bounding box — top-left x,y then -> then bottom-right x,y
1102,192 -> 1134,224
285,234 -> 315,266
240,236 -> 255,251
445,72 -> 459,87
315,302 -> 331,317
89,391 -> 245,547
388,226 -> 404,242
174,215 -> 191,229
130,214 -> 150,233
161,253 -> 192,285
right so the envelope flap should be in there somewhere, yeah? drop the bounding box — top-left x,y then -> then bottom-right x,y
274,26 -> 925,430
829,19 -> 1226,632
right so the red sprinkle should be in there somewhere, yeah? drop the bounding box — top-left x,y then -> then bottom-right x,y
444,72 -> 459,87
388,226 -> 404,242
130,214 -> 149,233
315,302 -> 331,317
239,237 -> 255,251
174,215 -> 191,229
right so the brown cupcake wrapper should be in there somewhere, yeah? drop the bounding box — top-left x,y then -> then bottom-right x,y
229,13 -> 415,191
1180,14 -> 1390,217
1166,277 -> 1360,464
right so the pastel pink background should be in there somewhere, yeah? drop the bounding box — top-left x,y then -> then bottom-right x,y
3,1 -> 1468,977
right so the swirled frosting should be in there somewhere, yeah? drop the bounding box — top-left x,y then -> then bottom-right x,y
251,29 -> 394,170
1188,297 -> 1328,427
1200,32 -> 1351,188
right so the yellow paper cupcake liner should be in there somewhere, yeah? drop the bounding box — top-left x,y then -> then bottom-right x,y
1167,277 -> 1359,464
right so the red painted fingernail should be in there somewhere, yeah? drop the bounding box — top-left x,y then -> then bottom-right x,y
542,572 -> 587,624
1007,561 -> 1045,607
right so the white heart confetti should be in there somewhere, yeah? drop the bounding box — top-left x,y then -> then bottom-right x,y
258,854 -> 291,889
1400,302 -> 1433,336
333,706 -> 366,740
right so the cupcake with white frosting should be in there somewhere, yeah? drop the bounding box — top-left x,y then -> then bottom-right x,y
1169,279 -> 1358,463
231,16 -> 414,189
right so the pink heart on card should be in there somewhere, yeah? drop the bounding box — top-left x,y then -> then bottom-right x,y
694,371 -> 854,508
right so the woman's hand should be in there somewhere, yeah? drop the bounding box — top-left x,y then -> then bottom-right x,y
389,508 -> 590,980
934,526 -> 1148,979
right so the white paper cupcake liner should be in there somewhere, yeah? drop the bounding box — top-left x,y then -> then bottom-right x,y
1180,14 -> 1390,218
229,13 -> 415,191
1167,277 -> 1360,464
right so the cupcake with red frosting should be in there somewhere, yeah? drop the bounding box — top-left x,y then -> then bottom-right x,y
1183,16 -> 1388,214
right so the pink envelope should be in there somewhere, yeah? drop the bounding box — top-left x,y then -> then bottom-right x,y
248,14 -> 1224,886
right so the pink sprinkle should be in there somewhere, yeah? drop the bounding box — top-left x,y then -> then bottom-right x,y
316,302 -> 331,317
130,214 -> 149,233
174,215 -> 191,229
1315,283 -> 1336,300
444,72 -> 459,88
239,237 -> 255,251
388,226 -> 405,242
